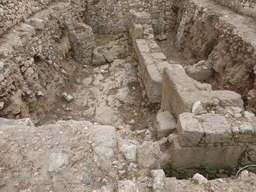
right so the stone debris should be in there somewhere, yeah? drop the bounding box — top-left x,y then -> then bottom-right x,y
120,143 -> 137,162
83,172 -> 93,185
62,92 -> 74,102
155,111 -> 176,138
192,101 -> 206,115
48,152 -> 69,172
192,173 -> 208,185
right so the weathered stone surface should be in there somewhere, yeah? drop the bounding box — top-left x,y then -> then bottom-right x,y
0,117 -> 34,126
168,133 -> 246,170
94,106 -> 118,125
161,64 -> 244,116
120,143 -> 137,162
48,153 -> 69,172
137,141 -> 161,168
185,60 -> 213,81
29,19 -> 45,30
192,101 -> 206,115
92,46 -> 106,65
103,51 -> 114,63
177,113 -> 204,147
192,173 -> 208,185
155,111 -> 176,138
197,113 -> 232,143
118,180 -> 139,192
151,169 -> 165,192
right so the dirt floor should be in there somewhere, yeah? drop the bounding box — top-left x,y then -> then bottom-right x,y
37,33 -> 159,132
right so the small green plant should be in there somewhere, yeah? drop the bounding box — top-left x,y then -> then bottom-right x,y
192,178 -> 199,184
37,167 -> 42,170
214,143 -> 219,147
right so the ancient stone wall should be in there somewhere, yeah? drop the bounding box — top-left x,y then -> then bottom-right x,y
215,0 -> 256,18
86,0 -> 175,34
171,0 -> 256,106
0,0 -> 53,35
0,2 -> 95,123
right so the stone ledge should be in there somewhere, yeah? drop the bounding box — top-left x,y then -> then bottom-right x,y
161,64 -> 244,116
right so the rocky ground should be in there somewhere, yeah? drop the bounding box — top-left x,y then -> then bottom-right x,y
1,30 -> 256,192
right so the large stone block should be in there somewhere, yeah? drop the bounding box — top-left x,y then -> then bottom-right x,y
161,64 -> 244,116
197,113 -> 232,143
168,133 -> 246,170
177,113 -> 204,147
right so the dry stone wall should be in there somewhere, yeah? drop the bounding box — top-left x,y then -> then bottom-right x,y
0,0 -> 53,35
0,2 -> 95,122
86,0 -> 176,34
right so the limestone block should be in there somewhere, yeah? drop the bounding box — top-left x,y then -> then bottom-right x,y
138,141 -> 161,168
134,12 -> 151,24
197,114 -> 232,143
120,143 -> 137,162
144,65 -> 162,103
155,111 -> 176,138
151,52 -> 167,61
136,39 -> 150,53
147,39 -> 161,52
168,133 -> 246,170
161,64 -> 244,116
177,113 -> 204,147
29,19 -> 45,30
0,117 -> 34,126
133,23 -> 143,39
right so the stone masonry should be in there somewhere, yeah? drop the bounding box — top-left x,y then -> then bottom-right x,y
129,10 -> 169,103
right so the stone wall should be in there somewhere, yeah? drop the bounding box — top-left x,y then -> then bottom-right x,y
215,0 -> 256,18
86,0 -> 175,34
0,0 -> 53,35
171,0 -> 256,105
159,64 -> 256,173
0,2 -> 95,123
129,10 -> 170,103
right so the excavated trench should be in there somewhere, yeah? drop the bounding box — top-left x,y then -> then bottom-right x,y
1,0 -> 256,185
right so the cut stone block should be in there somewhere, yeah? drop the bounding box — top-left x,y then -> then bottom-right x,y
168,133 -> 246,170
155,111 -> 176,138
136,39 -> 150,53
177,113 -> 204,147
161,64 -> 244,116
134,12 -> 151,24
197,113 -> 232,143
144,65 -> 162,103
132,23 -> 143,39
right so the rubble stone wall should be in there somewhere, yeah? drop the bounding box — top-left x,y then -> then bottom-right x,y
0,2 -> 95,123
86,0 -> 175,34
214,0 -> 256,18
172,0 -> 256,103
0,0 -> 53,35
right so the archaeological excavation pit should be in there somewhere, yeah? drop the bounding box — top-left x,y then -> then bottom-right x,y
1,0 -> 256,191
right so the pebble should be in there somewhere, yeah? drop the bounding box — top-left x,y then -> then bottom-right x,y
62,92 -> 74,102
83,172 -> 93,185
